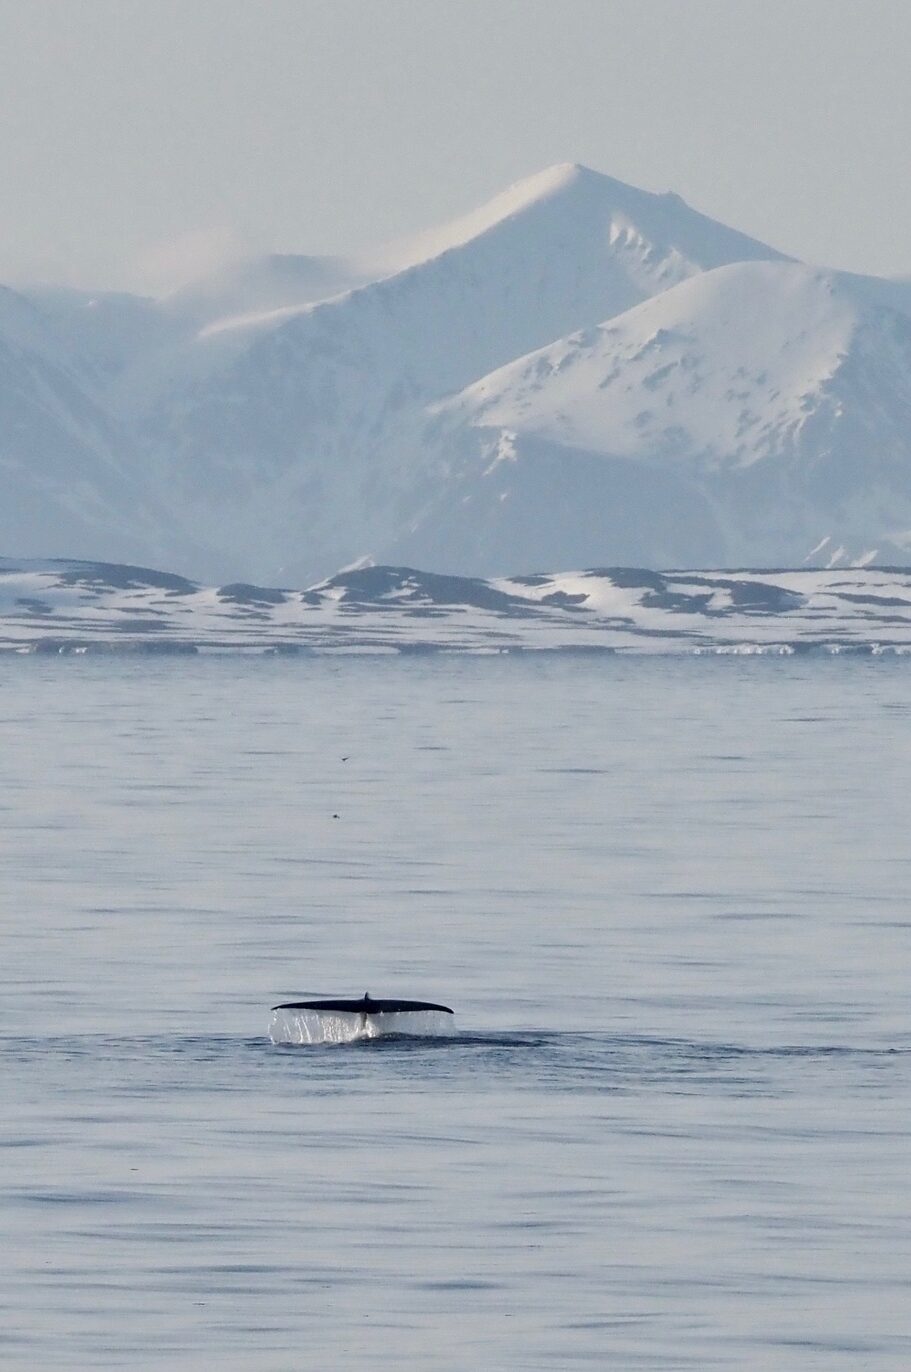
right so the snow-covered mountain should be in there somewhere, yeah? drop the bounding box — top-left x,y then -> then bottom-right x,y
130,162 -> 787,581
2,557 -> 910,655
403,262 -> 911,573
3,163 -> 911,580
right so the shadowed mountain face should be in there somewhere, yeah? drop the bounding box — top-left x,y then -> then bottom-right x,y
4,165 -> 911,581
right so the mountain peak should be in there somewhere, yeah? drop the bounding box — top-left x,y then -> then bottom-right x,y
378,162 -> 784,278
373,162 -> 590,269
494,160 -> 595,203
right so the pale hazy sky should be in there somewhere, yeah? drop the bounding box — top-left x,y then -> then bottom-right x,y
2,0 -> 909,292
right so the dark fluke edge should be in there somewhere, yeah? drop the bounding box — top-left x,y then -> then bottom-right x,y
272,994 -> 454,1015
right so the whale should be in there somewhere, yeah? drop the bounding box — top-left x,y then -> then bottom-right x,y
269,993 -> 455,1044
272,993 -> 453,1015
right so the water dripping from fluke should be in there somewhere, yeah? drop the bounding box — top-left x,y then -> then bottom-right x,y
269,994 -> 456,1045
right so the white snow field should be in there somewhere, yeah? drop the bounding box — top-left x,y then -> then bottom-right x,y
3,164 -> 911,581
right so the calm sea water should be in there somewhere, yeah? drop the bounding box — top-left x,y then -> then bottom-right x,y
2,655 -> 909,1370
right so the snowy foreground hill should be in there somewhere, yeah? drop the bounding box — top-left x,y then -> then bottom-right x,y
2,558 -> 911,655
4,163 -> 911,580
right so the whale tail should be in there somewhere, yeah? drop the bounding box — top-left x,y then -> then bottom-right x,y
269,993 -> 455,1045
272,995 -> 454,1015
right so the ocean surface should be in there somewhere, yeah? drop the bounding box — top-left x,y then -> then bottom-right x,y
2,654 -> 909,1370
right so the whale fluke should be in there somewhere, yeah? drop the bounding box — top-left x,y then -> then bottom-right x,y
272,995 -> 454,1015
